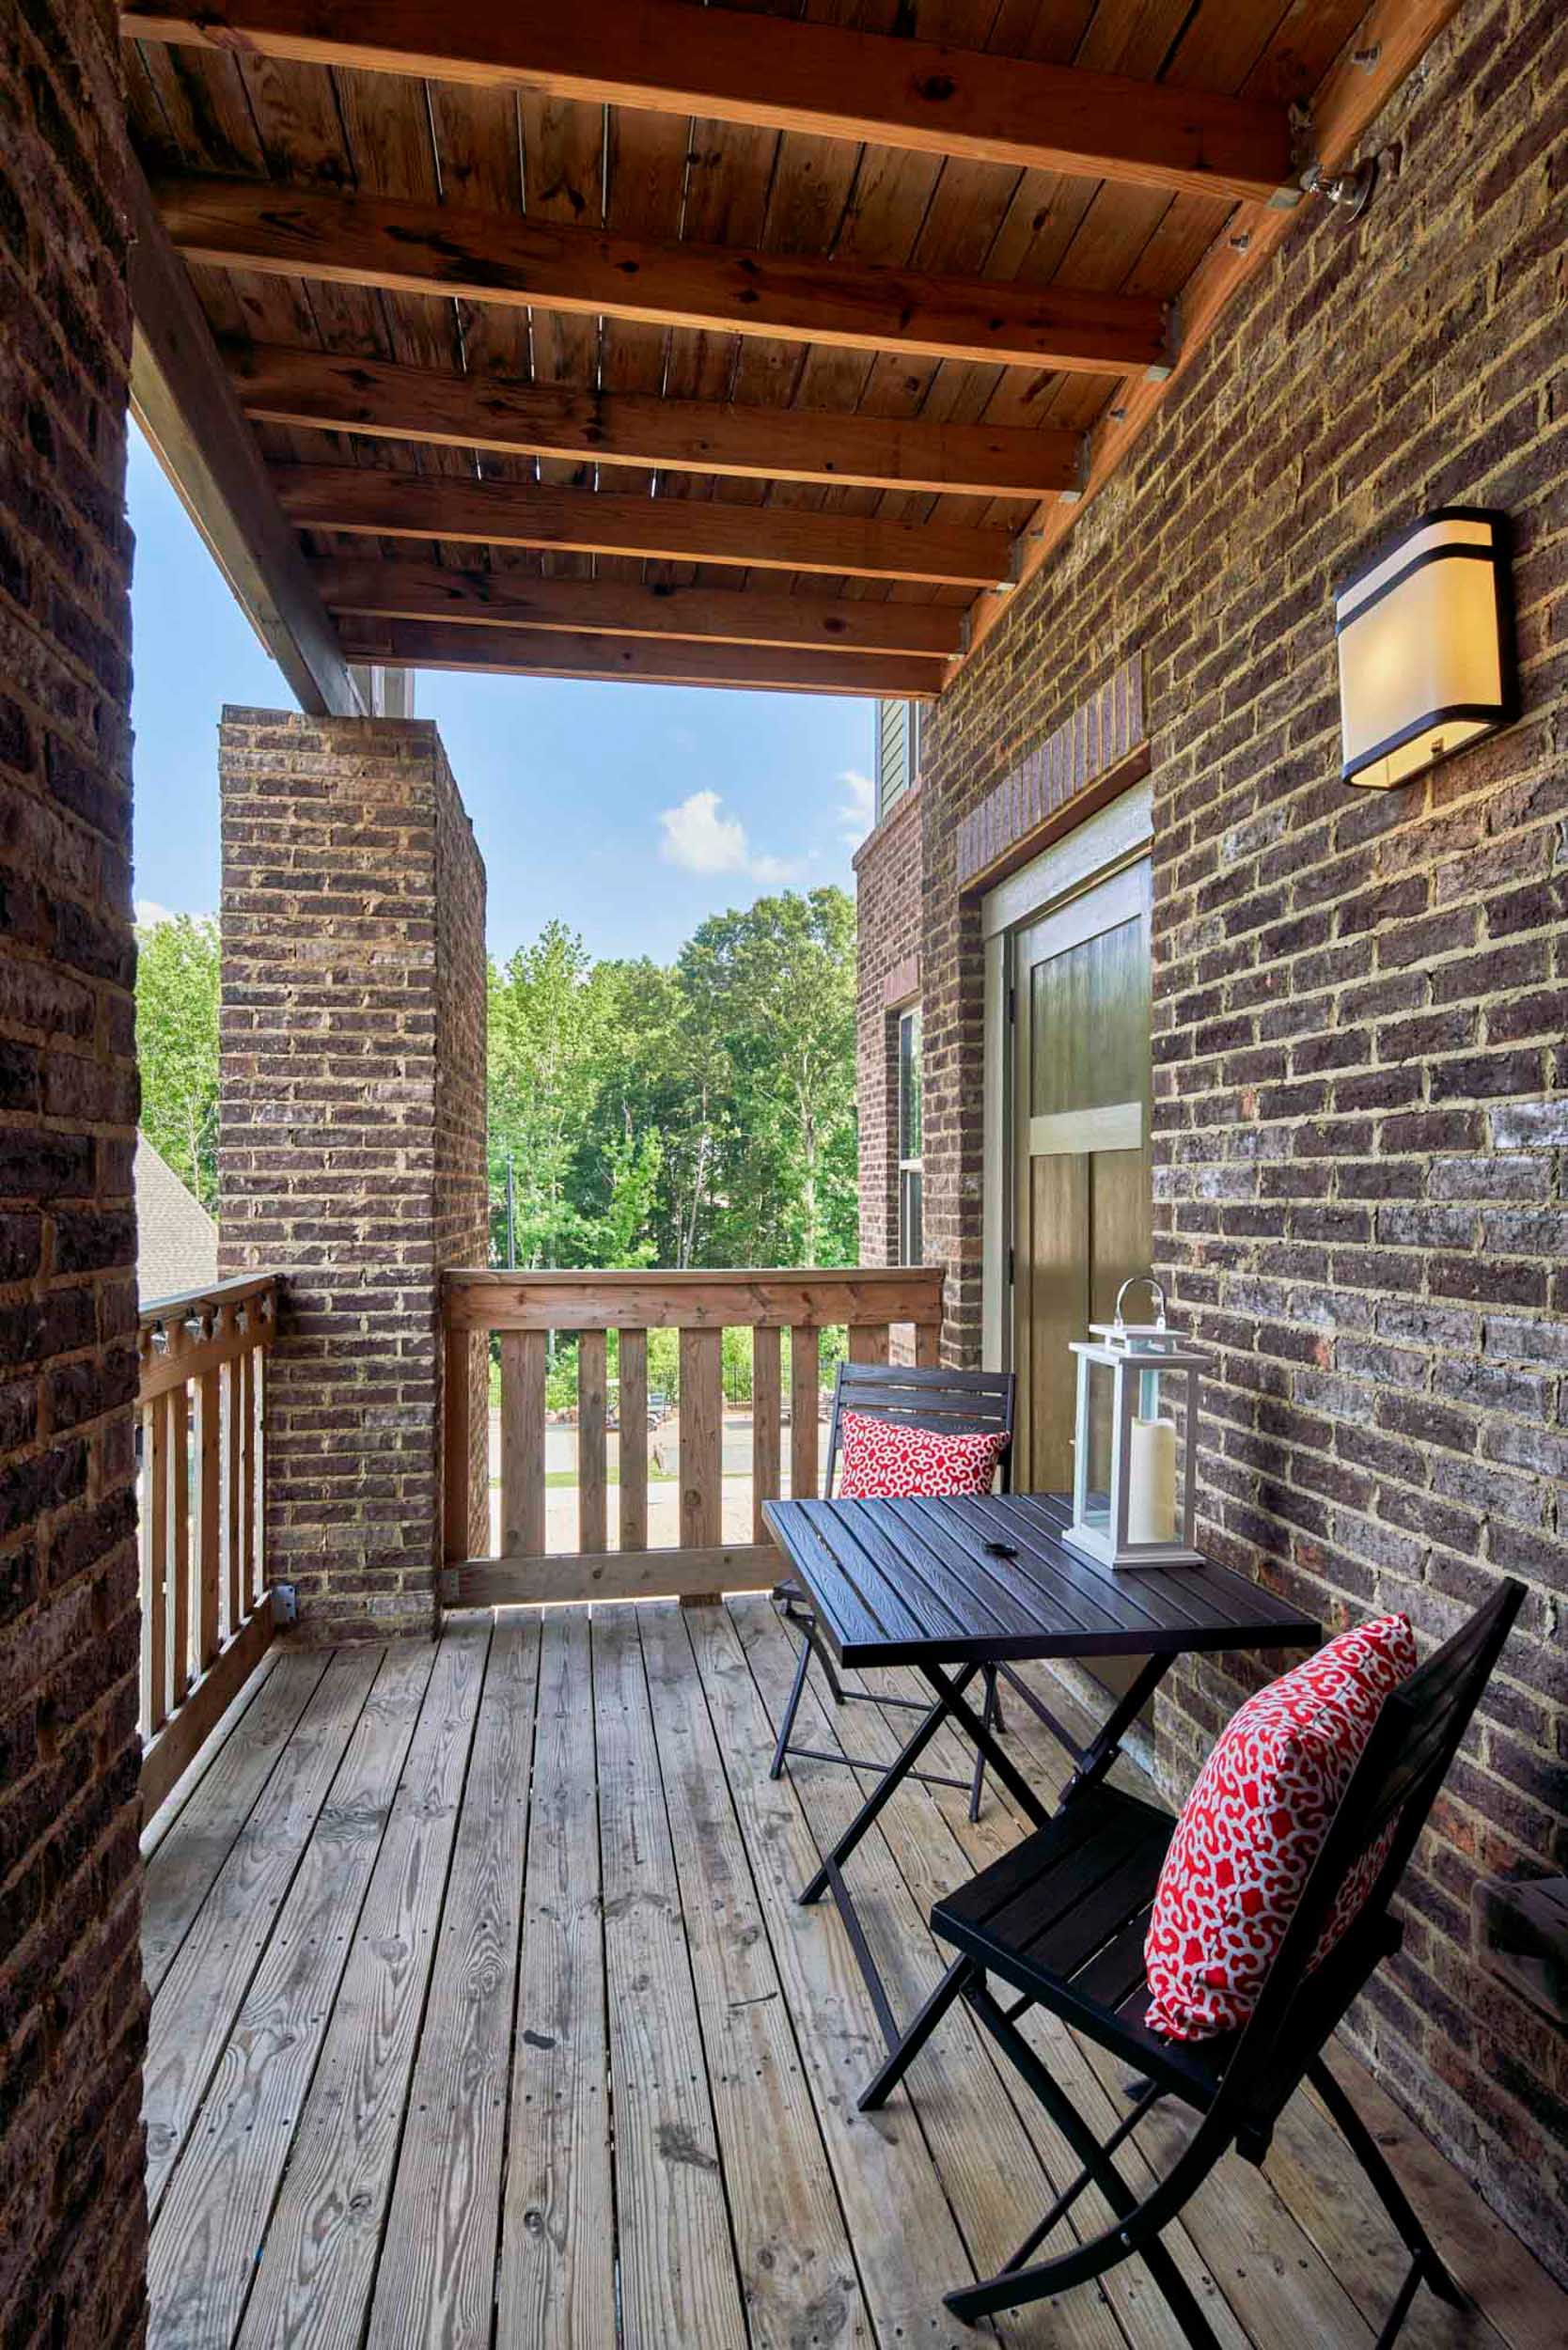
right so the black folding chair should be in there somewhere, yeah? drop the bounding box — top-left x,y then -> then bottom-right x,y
769,1362 -> 1016,1821
924,1576 -> 1525,2342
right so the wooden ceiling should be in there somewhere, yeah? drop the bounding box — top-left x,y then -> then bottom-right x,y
119,0 -> 1452,706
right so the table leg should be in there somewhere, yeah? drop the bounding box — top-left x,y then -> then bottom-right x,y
1058,1653 -> 1172,1806
798,1663 -> 980,1904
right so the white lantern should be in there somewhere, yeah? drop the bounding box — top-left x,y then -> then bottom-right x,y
1064,1277 -> 1204,1571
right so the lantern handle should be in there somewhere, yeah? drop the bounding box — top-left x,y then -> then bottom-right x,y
1113,1274 -> 1167,1330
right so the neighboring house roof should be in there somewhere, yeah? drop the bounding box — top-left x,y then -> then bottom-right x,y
135,1133 -> 217,1307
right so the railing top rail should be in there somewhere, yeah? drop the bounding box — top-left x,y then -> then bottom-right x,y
443,1264 -> 944,1333
138,1269 -> 281,1329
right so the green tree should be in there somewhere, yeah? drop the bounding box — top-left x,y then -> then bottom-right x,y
134,914 -> 221,1210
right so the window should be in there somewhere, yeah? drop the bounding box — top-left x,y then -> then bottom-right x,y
897,1005 -> 924,1265
875,699 -> 923,822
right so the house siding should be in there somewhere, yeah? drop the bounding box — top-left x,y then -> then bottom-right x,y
855,0 -> 1568,2277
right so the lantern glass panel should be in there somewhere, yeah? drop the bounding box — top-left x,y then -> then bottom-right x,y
1081,1356 -> 1117,1535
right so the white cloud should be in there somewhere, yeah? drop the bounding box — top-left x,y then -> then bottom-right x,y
134,900 -> 184,929
657,791 -> 802,885
837,767 -> 876,850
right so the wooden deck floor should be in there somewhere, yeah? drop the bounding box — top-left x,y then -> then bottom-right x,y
141,1598 -> 1568,2350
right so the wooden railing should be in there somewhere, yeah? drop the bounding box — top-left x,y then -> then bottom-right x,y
137,1272 -> 278,1816
442,1267 -> 944,1606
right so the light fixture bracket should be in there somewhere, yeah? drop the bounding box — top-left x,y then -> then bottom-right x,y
1301,155 -> 1378,219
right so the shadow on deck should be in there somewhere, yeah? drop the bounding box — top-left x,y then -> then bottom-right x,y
140,1597 -> 1567,2350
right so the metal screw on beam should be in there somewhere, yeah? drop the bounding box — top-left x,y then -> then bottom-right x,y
1353,44 -> 1382,70
1300,156 -> 1378,219
1229,229 -> 1251,252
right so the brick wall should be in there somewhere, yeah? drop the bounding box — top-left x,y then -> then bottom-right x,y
861,0 -> 1568,2277
0,1 -> 149,2342
853,784 -> 923,1267
432,736 -> 490,1553
218,711 -> 487,1640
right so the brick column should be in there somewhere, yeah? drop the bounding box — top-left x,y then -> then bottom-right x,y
0,4 -> 150,2342
218,711 -> 487,1642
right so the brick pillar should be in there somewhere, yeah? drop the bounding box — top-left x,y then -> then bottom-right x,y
218,711 -> 487,1642
0,3 -> 150,2342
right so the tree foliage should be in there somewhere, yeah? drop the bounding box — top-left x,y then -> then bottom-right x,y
488,886 -> 858,1271
134,886 -> 859,1270
135,914 -> 221,1211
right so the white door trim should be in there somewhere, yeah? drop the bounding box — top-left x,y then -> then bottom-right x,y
980,779 -> 1153,1370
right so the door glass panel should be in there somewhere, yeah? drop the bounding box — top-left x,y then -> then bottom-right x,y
1029,915 -> 1149,1119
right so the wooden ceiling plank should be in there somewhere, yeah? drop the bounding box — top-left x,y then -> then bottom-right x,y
334,617 -> 941,697
270,461 -> 1013,584
953,0 -> 1471,675
126,164 -> 365,716
153,173 -> 1170,374
124,0 -> 1300,204
229,341 -> 1083,496
311,559 -> 964,656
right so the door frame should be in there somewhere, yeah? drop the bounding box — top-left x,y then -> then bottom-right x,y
980,779 -> 1154,1374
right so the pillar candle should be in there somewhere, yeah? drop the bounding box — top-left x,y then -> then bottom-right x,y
1127,1416 -> 1178,1544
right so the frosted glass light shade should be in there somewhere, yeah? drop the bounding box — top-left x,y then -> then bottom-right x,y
1335,509 -> 1514,789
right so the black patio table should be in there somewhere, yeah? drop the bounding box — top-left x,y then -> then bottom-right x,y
761,1487 -> 1320,2110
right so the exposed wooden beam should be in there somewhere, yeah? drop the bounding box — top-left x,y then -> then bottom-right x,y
273,464 -> 1013,587
155,176 -> 1169,378
228,342 -> 1083,501
952,0 -> 1470,677
313,561 -> 962,660
124,166 -> 365,717
336,620 -> 940,699
124,0 -> 1298,207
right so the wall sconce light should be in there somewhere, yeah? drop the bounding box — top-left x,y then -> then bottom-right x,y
1335,508 -> 1515,789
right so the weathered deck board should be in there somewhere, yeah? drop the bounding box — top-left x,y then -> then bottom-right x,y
142,1645 -> 383,2210
368,1617 -> 541,2346
591,1605 -> 748,2347
149,1639 -> 439,2344
496,1608 -> 614,2350
638,1602 -> 875,2348
232,1624 -> 489,2349
143,1612 -> 1568,2350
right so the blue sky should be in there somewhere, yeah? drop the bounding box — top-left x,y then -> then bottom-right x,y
127,424 -> 877,963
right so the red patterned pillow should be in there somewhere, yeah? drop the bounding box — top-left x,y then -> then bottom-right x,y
1144,1612 -> 1417,2042
837,1410 -> 1010,1500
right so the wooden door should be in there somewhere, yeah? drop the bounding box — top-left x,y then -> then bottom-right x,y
1011,860 -> 1152,1495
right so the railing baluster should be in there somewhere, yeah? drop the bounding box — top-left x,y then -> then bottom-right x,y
916,1319 -> 942,1369
618,1327 -> 648,1552
848,1322 -> 890,1366
680,1326 -> 723,1546
168,1369 -> 191,1707
500,1329 -> 546,1557
444,1322 -> 475,1566
239,1337 -> 256,1615
751,1325 -> 781,1541
251,1345 -> 266,1607
579,1330 -> 608,1555
196,1360 -> 222,1667
145,1390 -> 171,1733
223,1311 -> 243,1636
790,1326 -> 820,1502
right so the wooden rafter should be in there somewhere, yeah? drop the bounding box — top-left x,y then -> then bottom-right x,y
123,0 -> 1299,206
954,0 -> 1470,677
230,342 -> 1084,500
312,562 -> 962,659
155,177 -> 1170,377
336,620 -> 941,698
125,167 -> 364,716
273,464 -> 1013,586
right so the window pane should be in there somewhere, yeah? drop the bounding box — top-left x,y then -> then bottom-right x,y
900,1168 -> 924,1265
898,1007 -> 923,1161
